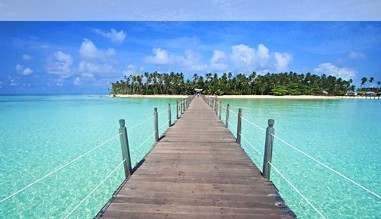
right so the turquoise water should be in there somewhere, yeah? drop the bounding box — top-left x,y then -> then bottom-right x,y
1,96 -> 380,218
0,95 -> 181,218
219,98 -> 381,218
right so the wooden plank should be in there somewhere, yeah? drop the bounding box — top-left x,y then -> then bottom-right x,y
100,96 -> 295,218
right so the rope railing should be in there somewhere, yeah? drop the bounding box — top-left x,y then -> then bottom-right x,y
159,119 -> 170,130
241,116 -> 266,132
158,107 -> 168,116
127,115 -> 155,132
268,161 -> 327,219
240,133 -> 261,154
271,133 -> 381,200
63,159 -> 126,219
229,121 -> 238,133
0,133 -> 121,204
131,131 -> 156,155
214,101 -> 380,218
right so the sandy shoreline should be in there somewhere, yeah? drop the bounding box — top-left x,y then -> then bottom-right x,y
112,94 -> 189,98
216,95 -> 342,99
111,94 -> 377,100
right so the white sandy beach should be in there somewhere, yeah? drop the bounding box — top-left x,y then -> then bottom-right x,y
112,94 -> 189,98
112,94 -> 378,100
214,95 -> 342,99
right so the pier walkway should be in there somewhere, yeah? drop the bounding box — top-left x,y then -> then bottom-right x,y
101,96 -> 294,219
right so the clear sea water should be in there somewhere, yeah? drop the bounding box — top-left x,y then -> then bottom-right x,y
0,95 -> 180,218
219,98 -> 381,219
0,95 -> 380,218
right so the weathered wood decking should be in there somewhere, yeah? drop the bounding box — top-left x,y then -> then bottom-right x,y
101,97 -> 294,219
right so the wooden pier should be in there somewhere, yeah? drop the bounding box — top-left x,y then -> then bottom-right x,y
101,96 -> 294,219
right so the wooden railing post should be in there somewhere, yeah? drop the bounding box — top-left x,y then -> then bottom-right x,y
236,108 -> 242,144
154,107 -> 159,142
119,119 -> 132,178
176,100 -> 179,119
225,104 -> 230,128
263,119 -> 275,181
219,101 -> 222,120
182,99 -> 185,114
214,98 -> 218,115
168,103 -> 171,127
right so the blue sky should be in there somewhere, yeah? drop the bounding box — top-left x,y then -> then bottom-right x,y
1,0 -> 380,21
0,1 -> 380,94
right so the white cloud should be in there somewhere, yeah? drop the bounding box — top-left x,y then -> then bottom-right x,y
22,54 -> 32,61
144,48 -> 172,65
45,51 -> 73,78
313,63 -> 356,80
230,43 -> 291,73
274,52 -> 292,72
256,44 -> 271,69
78,60 -> 116,76
122,64 -> 136,76
231,44 -> 256,71
178,50 -> 207,72
79,38 -> 115,60
144,48 -> 208,72
348,51 -> 366,59
210,50 -> 228,71
15,64 -> 33,75
94,28 -> 127,43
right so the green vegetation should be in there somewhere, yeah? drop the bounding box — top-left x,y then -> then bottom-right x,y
357,76 -> 381,93
111,71 -> 357,96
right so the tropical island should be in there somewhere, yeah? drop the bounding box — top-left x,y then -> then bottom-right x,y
110,72 -> 380,96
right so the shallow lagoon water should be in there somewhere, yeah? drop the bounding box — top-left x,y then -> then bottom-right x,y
0,95 -> 380,218
220,98 -> 381,218
0,95 -> 180,218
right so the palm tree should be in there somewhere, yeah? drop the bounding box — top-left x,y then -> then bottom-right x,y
361,77 -> 367,87
369,77 -> 374,84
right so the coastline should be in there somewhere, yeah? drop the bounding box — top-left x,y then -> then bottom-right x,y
111,94 -> 189,98
111,94 -> 379,100
214,95 -> 343,99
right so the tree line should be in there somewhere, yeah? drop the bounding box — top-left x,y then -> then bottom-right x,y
358,76 -> 381,93
110,71 -> 371,96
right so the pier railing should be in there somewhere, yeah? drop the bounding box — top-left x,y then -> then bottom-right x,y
201,95 -> 381,218
0,96 -> 194,218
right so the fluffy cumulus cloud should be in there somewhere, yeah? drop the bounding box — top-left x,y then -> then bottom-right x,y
122,64 -> 137,76
231,44 -> 256,71
79,39 -> 115,60
143,43 -> 291,74
231,44 -> 291,73
45,51 -> 73,78
178,50 -> 207,72
144,48 -> 207,72
210,50 -> 228,71
78,61 -> 116,77
274,52 -> 292,72
313,63 -> 356,80
94,28 -> 126,43
15,64 -> 33,75
144,48 -> 172,65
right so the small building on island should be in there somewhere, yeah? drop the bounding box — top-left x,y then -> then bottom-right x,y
194,88 -> 203,96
